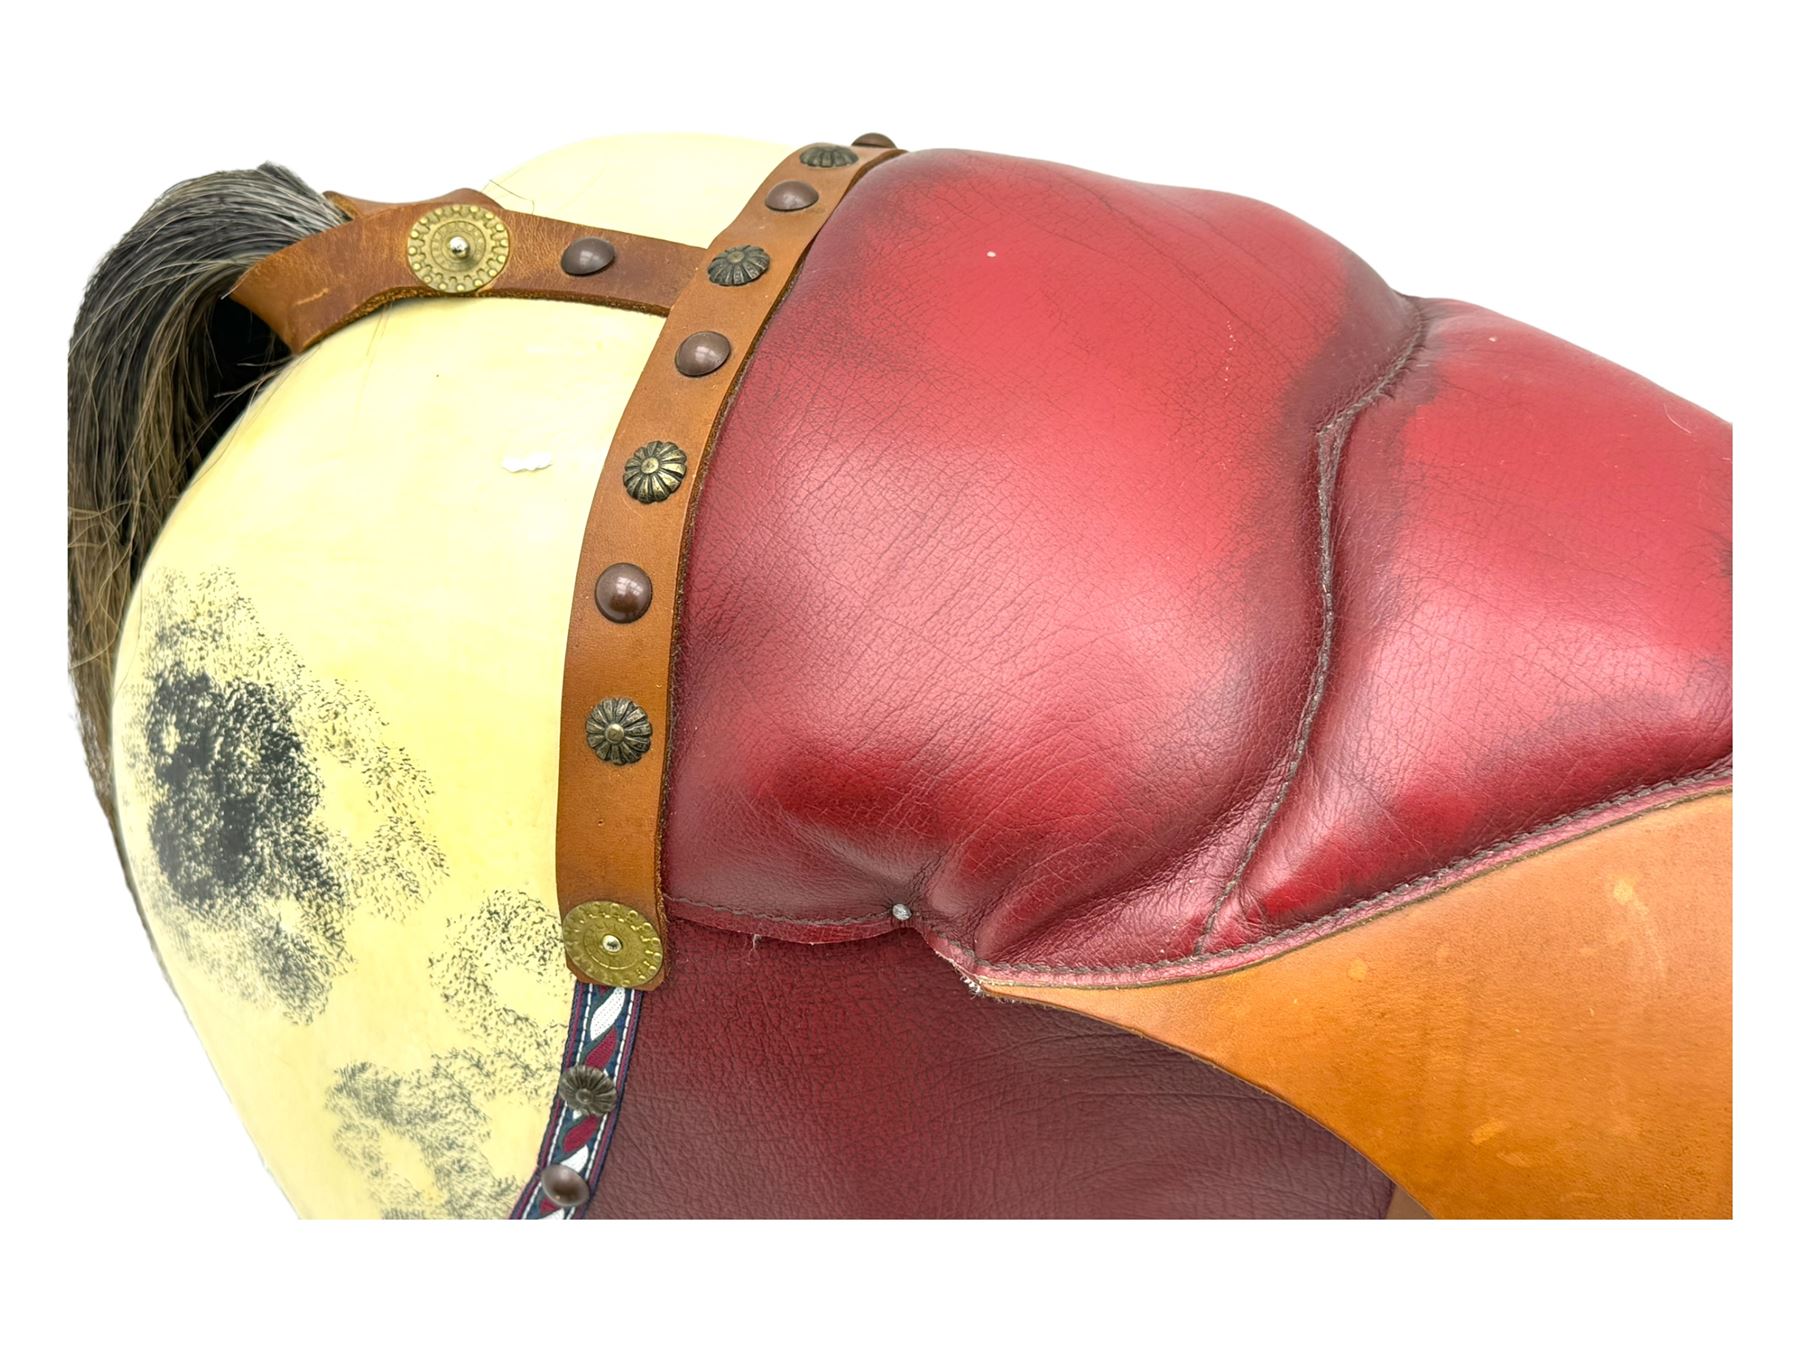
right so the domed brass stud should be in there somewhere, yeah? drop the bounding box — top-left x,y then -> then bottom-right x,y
539,1163 -> 590,1209
594,562 -> 653,623
563,900 -> 664,987
558,1065 -> 619,1117
406,204 -> 511,293
852,132 -> 896,148
799,144 -> 859,169
561,236 -> 616,276
622,441 -> 687,503
765,179 -> 819,212
674,330 -> 731,377
585,698 -> 652,766
707,244 -> 771,287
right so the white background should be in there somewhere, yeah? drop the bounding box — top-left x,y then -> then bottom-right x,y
4,0 -> 1790,1342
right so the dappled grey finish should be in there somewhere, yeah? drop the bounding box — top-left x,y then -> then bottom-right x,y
67,163 -> 344,832
332,890 -> 568,1218
121,569 -> 445,1022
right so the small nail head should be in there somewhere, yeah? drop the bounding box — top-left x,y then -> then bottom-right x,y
891,903 -> 913,922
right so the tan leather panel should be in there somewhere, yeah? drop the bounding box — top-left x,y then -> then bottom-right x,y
555,145 -> 904,987
231,189 -> 705,352
988,793 -> 1732,1218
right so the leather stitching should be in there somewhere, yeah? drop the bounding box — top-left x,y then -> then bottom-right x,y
666,759 -> 1730,972
930,759 -> 1732,975
1196,300 -> 1431,953
667,895 -> 893,926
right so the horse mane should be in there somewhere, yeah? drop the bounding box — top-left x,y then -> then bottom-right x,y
67,164 -> 345,834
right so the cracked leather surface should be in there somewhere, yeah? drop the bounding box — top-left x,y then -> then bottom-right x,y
661,147 -> 1731,979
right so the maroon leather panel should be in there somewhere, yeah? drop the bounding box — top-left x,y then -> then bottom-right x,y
589,921 -> 1393,1218
666,148 -> 1416,969
1214,300 -> 1732,949
659,148 -> 1731,980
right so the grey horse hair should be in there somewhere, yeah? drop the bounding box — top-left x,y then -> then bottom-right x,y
67,164 -> 345,835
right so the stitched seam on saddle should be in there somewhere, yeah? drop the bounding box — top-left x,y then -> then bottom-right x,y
936,757 -> 1731,975
1195,300 -> 1431,954
667,895 -> 894,925
661,758 -> 1730,948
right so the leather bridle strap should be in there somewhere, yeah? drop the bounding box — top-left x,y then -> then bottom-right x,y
553,142 -> 903,991
230,188 -> 706,352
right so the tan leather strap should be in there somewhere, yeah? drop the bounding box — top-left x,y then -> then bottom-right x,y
229,188 -> 705,352
554,143 -> 903,990
322,191 -> 401,220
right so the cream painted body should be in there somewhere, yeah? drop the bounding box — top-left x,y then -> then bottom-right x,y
111,135 -> 788,1218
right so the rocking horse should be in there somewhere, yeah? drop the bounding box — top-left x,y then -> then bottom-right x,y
67,132 -> 1731,1218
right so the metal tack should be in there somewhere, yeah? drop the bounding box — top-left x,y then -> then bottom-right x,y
765,179 -> 820,212
674,330 -> 731,377
561,236 -> 617,276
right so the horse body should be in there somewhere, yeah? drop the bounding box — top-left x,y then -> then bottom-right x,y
91,133 -> 1730,1218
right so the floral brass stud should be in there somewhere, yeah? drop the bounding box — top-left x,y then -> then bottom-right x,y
585,697 -> 652,766
557,1064 -> 618,1117
799,143 -> 859,169
622,441 -> 687,503
707,244 -> 771,287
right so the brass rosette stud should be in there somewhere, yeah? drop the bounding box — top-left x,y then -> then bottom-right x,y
563,901 -> 664,987
557,1065 -> 619,1116
622,441 -> 688,504
406,203 -> 511,293
707,244 -> 772,286
585,697 -> 653,765
798,144 -> 859,169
